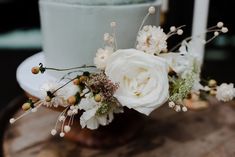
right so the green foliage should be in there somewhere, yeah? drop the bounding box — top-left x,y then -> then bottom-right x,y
169,73 -> 195,103
96,103 -> 111,116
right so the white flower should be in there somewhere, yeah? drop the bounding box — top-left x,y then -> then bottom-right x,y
160,52 -> 194,76
94,47 -> 114,70
136,25 -> 167,55
57,83 -> 79,100
105,49 -> 169,115
40,82 -> 58,98
216,83 -> 235,102
40,82 -> 79,107
79,94 -> 123,130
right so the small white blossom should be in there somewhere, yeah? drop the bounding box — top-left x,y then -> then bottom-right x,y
216,83 -> 235,102
94,47 -> 114,70
175,105 -> 181,112
182,106 -> 188,112
137,25 -> 168,55
110,21 -> 116,28
169,101 -> 175,108
79,93 -> 123,130
40,82 -> 79,107
103,33 -> 114,45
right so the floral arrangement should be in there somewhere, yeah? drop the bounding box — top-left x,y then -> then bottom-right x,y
10,6 -> 234,138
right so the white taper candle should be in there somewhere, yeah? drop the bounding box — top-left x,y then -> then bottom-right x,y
192,0 -> 210,64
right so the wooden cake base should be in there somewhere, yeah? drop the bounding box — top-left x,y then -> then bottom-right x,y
2,96 -> 235,157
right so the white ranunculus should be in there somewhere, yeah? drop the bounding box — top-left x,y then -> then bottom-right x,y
216,83 -> 235,102
105,49 -> 169,115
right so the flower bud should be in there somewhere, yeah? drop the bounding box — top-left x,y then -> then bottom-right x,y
22,102 -> 31,111
73,78 -> 80,85
208,79 -> 217,87
31,66 -> 40,74
79,76 -> 87,82
67,96 -> 77,105
45,96 -> 51,102
94,94 -> 102,102
210,89 -> 217,96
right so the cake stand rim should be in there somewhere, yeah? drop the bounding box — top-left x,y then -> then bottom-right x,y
39,0 -> 161,8
16,52 -> 56,98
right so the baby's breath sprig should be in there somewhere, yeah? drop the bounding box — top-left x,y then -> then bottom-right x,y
169,71 -> 197,112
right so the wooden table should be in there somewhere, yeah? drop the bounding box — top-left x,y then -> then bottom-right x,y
2,96 -> 235,157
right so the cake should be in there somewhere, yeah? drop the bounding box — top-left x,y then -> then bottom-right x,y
14,0 -> 233,147
39,0 -> 161,76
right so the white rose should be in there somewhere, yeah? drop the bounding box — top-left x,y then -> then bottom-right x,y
216,83 -> 235,102
105,49 -> 169,115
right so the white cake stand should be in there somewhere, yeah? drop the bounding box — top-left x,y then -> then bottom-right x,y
16,52 -> 56,98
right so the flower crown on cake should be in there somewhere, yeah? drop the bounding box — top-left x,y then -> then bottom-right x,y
10,6 -> 233,137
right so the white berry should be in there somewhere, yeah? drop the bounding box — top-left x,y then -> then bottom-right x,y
177,29 -> 183,35
214,31 -> 219,36
169,101 -> 175,108
59,116 -> 66,122
64,125 -> 71,133
9,118 -> 15,124
60,132 -> 65,137
175,105 -> 181,112
170,26 -> 176,32
221,27 -> 228,33
51,129 -> 57,136
182,106 -> 188,112
148,6 -> 156,14
217,22 -> 224,28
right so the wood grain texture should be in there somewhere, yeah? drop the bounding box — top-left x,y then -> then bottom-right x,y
3,100 -> 235,157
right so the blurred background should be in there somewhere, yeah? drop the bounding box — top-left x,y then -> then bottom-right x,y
0,0 -> 234,107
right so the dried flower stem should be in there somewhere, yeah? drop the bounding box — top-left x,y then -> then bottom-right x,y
135,12 -> 151,47
169,27 -> 226,52
53,77 -> 77,95
44,65 -> 96,72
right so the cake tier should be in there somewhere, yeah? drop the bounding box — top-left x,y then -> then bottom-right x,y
39,0 -> 161,76
40,0 -> 154,5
